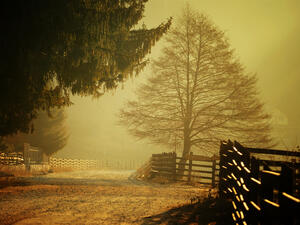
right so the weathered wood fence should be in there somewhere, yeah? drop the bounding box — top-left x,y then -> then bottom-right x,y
0,152 -> 24,165
219,140 -> 300,225
1,143 -> 48,166
148,152 -> 219,186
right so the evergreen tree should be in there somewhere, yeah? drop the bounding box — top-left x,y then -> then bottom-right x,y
4,110 -> 69,156
0,138 -> 7,152
0,0 -> 172,136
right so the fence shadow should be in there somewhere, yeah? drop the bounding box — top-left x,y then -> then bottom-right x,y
141,197 -> 231,225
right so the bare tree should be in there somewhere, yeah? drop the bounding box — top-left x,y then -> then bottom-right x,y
119,7 -> 274,160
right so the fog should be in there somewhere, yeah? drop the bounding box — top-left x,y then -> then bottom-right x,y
55,0 -> 300,160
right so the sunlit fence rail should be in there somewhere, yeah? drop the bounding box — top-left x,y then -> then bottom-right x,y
49,157 -> 144,170
142,152 -> 219,186
0,152 -> 24,165
219,140 -> 300,225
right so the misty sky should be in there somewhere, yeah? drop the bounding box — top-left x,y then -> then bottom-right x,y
55,0 -> 300,160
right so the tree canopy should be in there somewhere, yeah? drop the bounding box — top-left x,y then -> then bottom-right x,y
4,109 -> 69,155
0,0 -> 171,136
0,138 -> 7,152
119,7 -> 274,157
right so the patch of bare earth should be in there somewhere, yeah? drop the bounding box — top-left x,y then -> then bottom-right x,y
0,170 -> 211,225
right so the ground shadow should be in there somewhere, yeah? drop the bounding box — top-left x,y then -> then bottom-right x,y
141,197 -> 232,225
0,175 -> 138,189
0,177 -> 32,189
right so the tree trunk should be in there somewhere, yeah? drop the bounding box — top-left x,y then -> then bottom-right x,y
178,134 -> 191,178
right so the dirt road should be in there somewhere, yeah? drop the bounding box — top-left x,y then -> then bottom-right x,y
0,170 -> 211,225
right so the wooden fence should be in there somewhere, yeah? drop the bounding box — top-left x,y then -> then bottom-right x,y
219,140 -> 300,225
0,153 -> 145,171
24,143 -> 49,165
0,152 -> 24,165
147,152 -> 219,186
1,143 -> 48,166
49,157 -> 144,170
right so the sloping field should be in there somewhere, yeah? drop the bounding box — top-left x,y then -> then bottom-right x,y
0,170 -> 212,225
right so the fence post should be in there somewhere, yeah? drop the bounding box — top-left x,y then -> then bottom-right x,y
279,165 -> 295,225
173,152 -> 177,181
219,140 -> 230,198
188,152 -> 193,183
247,157 -> 261,224
212,155 -> 216,187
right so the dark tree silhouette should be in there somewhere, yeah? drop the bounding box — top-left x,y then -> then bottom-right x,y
120,7 -> 274,160
4,110 -> 69,156
0,0 -> 172,136
0,138 -> 7,151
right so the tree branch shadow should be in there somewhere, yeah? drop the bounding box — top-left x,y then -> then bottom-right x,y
141,197 -> 232,225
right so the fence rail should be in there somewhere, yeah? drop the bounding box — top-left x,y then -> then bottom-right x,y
145,152 -> 219,186
219,140 -> 300,225
0,152 -> 24,165
0,152 -> 145,171
49,157 -> 144,170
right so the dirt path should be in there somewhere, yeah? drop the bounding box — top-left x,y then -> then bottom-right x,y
0,170 -> 211,225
